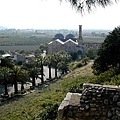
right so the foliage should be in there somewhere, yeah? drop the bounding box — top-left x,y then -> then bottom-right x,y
70,52 -> 78,60
90,64 -> 120,85
37,103 -> 59,120
62,0 -> 116,13
86,47 -> 96,59
36,56 -> 45,83
0,67 -> 10,95
92,27 -> 120,75
0,61 -> 93,120
69,83 -> 83,93
82,56 -> 89,65
0,57 -> 14,68
69,61 -> 83,70
57,51 -> 72,74
10,66 -> 27,94
0,50 -> 5,54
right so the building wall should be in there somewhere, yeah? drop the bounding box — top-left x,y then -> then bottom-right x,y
47,25 -> 102,55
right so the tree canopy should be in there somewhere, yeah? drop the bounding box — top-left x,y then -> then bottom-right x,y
60,0 -> 117,13
92,26 -> 120,75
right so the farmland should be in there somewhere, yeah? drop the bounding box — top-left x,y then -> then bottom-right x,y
0,29 -> 106,51
0,45 -> 40,52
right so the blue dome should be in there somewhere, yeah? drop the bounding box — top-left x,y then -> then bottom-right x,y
54,34 -> 64,39
65,34 -> 75,39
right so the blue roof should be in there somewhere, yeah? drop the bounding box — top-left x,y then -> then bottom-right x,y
54,34 -> 64,39
65,34 -> 75,39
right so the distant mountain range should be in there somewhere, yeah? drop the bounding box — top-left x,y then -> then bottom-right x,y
0,26 -> 7,30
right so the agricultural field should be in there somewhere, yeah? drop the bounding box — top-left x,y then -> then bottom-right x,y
0,45 -> 40,52
0,29 -> 105,51
83,36 -> 104,43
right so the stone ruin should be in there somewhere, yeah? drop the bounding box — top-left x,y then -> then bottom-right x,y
58,83 -> 120,120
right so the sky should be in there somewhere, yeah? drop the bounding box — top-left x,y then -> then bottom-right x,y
0,0 -> 120,30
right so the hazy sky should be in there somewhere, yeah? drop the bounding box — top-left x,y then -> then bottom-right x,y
0,0 -> 120,30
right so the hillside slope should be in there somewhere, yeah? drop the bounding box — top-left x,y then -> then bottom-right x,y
0,61 -> 94,120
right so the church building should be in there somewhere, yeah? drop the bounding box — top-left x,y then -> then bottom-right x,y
47,25 -> 101,59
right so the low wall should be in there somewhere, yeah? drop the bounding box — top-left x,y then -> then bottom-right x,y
58,83 -> 120,120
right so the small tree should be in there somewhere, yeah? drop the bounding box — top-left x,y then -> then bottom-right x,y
82,56 -> 89,65
86,47 -> 96,59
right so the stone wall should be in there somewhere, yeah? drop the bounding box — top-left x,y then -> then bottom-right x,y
58,83 -> 120,120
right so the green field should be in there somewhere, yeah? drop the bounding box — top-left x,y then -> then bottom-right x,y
0,45 -> 40,52
83,36 -> 104,43
0,30 -> 105,51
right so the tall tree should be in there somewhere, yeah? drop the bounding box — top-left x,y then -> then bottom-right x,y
58,51 -> 71,74
44,55 -> 52,80
19,69 -> 30,91
36,56 -> 45,83
0,57 -> 14,68
92,26 -> 120,75
28,65 -> 40,87
52,52 -> 61,78
0,67 -> 10,95
10,66 -> 23,94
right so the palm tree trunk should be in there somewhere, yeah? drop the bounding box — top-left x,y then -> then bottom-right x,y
32,77 -> 36,86
14,80 -> 18,94
48,65 -> 51,79
62,69 -> 64,75
41,65 -> 44,83
4,82 -> 8,95
21,81 -> 24,91
55,67 -> 57,78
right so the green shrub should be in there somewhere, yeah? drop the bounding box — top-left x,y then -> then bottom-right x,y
37,103 -> 59,120
69,83 -> 83,93
89,65 -> 120,85
69,61 -> 83,70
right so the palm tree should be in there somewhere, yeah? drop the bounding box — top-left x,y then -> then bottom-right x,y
58,61 -> 69,75
52,52 -> 61,78
0,57 -> 14,68
44,55 -> 52,80
0,67 -> 10,95
28,66 -> 40,87
20,66 -> 30,91
58,51 -> 71,74
36,56 -> 45,83
10,66 -> 23,94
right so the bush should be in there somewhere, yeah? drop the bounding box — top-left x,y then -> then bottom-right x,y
89,65 -> 120,85
69,61 -> 83,70
69,83 -> 83,93
37,103 -> 59,120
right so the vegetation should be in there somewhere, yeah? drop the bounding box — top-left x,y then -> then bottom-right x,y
92,27 -> 120,75
0,27 -> 119,119
0,61 -> 93,120
63,0 -> 117,13
90,64 -> 120,85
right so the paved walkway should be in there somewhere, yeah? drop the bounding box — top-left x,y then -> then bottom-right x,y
0,66 -> 60,95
